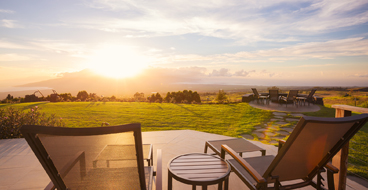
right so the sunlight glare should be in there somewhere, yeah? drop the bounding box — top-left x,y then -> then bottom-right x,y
87,45 -> 148,78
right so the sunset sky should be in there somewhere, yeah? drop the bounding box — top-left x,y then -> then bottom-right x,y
1,0 -> 368,90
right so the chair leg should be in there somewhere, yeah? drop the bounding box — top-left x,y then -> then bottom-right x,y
327,168 -> 336,190
272,176 -> 281,190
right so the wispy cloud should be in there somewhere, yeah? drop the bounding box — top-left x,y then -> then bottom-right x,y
0,9 -> 14,14
0,54 -> 33,61
156,37 -> 368,66
1,19 -> 22,28
298,64 -> 336,67
75,0 -> 368,44
353,74 -> 368,77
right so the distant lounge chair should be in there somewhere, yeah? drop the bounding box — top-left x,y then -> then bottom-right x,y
21,123 -> 162,190
221,114 -> 368,190
280,90 -> 298,107
252,88 -> 269,104
306,89 -> 317,105
269,90 -> 279,103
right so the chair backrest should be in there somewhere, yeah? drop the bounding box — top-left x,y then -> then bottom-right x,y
251,88 -> 260,98
263,114 -> 368,182
21,124 -> 147,190
307,89 -> 317,99
269,90 -> 279,101
287,90 -> 298,101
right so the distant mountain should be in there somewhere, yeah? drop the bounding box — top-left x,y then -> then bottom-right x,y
2,68 -> 327,99
10,69 -> 250,98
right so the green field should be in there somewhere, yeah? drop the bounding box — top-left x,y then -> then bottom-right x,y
1,101 -> 367,179
0,102 -> 272,137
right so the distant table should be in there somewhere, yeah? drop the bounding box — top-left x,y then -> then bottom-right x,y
204,138 -> 266,157
168,153 -> 231,190
296,97 -> 307,106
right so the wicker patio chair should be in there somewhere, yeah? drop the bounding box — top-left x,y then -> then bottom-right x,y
21,123 -> 162,190
221,114 -> 368,190
280,90 -> 298,107
252,88 -> 269,104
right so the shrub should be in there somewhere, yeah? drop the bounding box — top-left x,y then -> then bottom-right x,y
216,90 -> 228,103
0,106 -> 65,139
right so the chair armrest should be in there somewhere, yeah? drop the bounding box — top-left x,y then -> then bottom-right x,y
155,149 -> 162,190
221,145 -> 266,184
278,140 -> 286,152
325,162 -> 339,190
325,162 -> 339,173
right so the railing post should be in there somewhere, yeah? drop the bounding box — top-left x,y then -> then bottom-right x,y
332,108 -> 351,190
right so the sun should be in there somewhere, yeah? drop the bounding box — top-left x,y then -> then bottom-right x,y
87,45 -> 149,79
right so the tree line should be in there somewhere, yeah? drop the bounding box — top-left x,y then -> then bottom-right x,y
2,89 -> 232,104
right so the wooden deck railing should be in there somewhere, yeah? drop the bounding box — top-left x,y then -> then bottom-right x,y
331,105 -> 368,190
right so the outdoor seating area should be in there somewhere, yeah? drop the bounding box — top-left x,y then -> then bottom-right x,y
243,89 -> 322,107
1,105 -> 368,190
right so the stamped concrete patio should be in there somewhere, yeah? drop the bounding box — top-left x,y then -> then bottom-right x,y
1,130 -> 367,190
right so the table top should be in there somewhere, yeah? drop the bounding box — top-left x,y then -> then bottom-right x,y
168,153 -> 230,182
296,97 -> 307,99
207,138 -> 265,155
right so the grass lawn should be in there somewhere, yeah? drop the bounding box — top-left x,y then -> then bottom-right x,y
0,102 -> 272,138
2,101 -> 367,179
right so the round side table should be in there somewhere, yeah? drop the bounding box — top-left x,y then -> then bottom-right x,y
168,153 -> 231,190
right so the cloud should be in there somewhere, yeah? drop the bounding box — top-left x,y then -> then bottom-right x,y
74,0 -> 368,44
0,39 -> 36,50
298,64 -> 336,67
1,19 -> 22,28
353,74 -> 368,77
209,68 -> 231,77
0,54 -> 32,61
156,37 -> 368,67
29,39 -> 88,56
0,9 -> 14,14
233,69 -> 255,77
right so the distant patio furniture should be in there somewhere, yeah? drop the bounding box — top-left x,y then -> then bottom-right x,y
221,114 -> 368,190
168,153 -> 231,190
204,138 -> 266,157
252,88 -> 269,104
21,123 -> 162,190
280,90 -> 298,107
306,89 -> 317,105
268,90 -> 279,103
296,97 -> 307,106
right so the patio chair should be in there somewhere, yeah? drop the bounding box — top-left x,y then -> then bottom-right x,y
306,89 -> 317,105
252,88 -> 269,104
280,90 -> 298,107
21,123 -> 162,190
221,114 -> 368,190
269,90 -> 279,103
